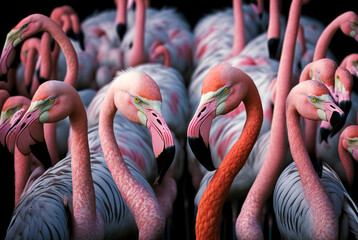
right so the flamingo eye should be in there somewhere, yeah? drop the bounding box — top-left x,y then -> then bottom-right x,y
21,23 -> 29,30
133,96 -> 140,103
347,139 -> 352,144
223,87 -> 230,93
7,108 -> 13,114
336,75 -> 340,80
16,105 -> 21,110
352,21 -> 357,27
310,96 -> 317,102
309,69 -> 313,78
48,97 -> 54,102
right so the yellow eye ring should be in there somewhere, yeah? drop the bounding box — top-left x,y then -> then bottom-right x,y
223,87 -> 229,93
309,70 -> 313,78
352,21 -> 357,27
49,97 -> 54,102
336,75 -> 340,80
347,139 -> 352,144
7,109 -> 13,113
134,96 -> 140,102
16,105 -> 21,110
310,96 -> 317,102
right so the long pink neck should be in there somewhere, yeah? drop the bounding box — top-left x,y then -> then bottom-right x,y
115,0 -> 128,25
40,15 -> 78,87
267,0 -> 281,40
130,0 -> 148,67
313,12 -> 353,61
68,93 -> 100,239
99,89 -> 165,239
232,0 -> 245,56
236,0 -> 301,238
196,76 -> 263,240
338,135 -> 355,186
14,146 -> 31,206
287,102 -> 338,239
38,32 -> 52,80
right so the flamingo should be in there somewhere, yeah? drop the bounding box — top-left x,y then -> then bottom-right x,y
235,0 -> 301,238
119,0 -> 194,78
272,79 -> 357,239
187,62 -> 263,239
6,74 -> 175,238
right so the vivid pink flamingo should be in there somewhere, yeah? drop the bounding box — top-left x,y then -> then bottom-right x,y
341,53 -> 358,78
236,0 -> 301,237
187,62 -> 263,239
273,79 -> 358,239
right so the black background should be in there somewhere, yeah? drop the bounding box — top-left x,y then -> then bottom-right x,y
0,0 -> 357,62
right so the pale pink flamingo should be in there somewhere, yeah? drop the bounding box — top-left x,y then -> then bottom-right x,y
187,62 -> 263,239
235,0 -> 301,237
5,77 -> 173,238
341,53 -> 358,78
98,70 -> 178,238
273,79 -> 358,239
119,0 -> 194,76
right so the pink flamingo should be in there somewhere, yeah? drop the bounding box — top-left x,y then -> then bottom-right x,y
120,0 -> 194,76
235,0 -> 301,237
273,79 -> 358,239
99,70 -> 177,239
187,62 -> 263,239
0,14 -> 80,166
341,53 -> 358,78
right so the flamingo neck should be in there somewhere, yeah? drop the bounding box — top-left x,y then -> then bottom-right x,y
232,0 -> 245,56
38,32 -> 52,80
41,15 -> 78,87
99,89 -> 165,239
115,0 -> 128,25
195,78 -> 263,239
130,0 -> 148,66
313,13 -> 347,61
24,48 -> 38,94
68,96 -> 98,239
236,0 -> 300,237
338,136 -> 355,186
14,146 -> 31,206
267,0 -> 281,40
286,103 -> 338,239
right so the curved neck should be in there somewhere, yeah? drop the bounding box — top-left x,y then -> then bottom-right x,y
195,78 -> 263,239
338,136 -> 355,186
237,0 -> 301,236
153,45 -> 171,67
99,89 -> 165,239
41,16 -> 78,87
115,0 -> 128,25
68,96 -> 98,238
313,12 -> 350,61
232,0 -> 245,56
24,48 -> 38,89
130,0 -> 148,66
14,146 -> 30,206
286,102 -> 338,239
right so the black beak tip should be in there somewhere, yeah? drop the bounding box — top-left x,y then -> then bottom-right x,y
75,32 -> 85,51
155,145 -> 175,184
188,137 -> 216,171
268,38 -> 281,60
319,127 -> 330,144
116,23 -> 127,41
330,112 -> 346,137
338,100 -> 352,116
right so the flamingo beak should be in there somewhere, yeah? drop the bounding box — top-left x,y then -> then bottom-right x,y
322,101 -> 346,137
187,99 -> 217,171
116,23 -> 127,41
145,108 -> 175,184
0,108 -> 25,153
319,121 -> 331,143
66,29 -> 85,51
14,108 -> 52,169
0,29 -> 22,77
267,37 -> 281,60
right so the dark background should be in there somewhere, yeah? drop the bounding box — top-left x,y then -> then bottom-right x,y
0,0 -> 357,62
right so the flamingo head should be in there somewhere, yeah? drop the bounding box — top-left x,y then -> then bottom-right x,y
334,67 -> 352,117
111,70 -> 175,183
289,80 -> 346,134
0,96 -> 30,153
340,11 -> 358,41
14,81 -> 76,157
340,125 -> 358,161
187,63 -> 253,171
0,14 -> 46,77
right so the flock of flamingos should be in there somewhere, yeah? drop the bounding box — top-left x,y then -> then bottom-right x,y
0,0 -> 358,239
